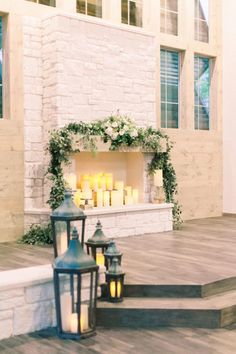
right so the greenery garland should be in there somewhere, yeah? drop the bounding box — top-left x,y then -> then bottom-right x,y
47,113 -> 182,227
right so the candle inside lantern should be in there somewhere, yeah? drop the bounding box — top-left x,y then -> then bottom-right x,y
132,189 -> 139,204
64,173 -> 77,190
61,293 -> 72,331
110,281 -> 121,298
154,169 -> 163,187
70,304 -> 89,333
96,253 -> 105,266
103,191 -> 110,207
60,232 -> 68,254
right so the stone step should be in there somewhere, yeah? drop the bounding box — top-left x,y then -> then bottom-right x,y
97,289 -> 236,328
123,276 -> 236,298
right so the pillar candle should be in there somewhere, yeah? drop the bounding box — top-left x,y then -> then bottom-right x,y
96,188 -> 103,207
61,293 -> 72,331
110,281 -> 121,298
96,253 -> 105,266
60,232 -> 68,254
73,189 -> 81,207
81,180 -> 90,191
114,180 -> 124,190
103,191 -> 110,207
99,176 -> 106,191
132,189 -> 139,204
64,173 -> 77,190
154,169 -> 163,187
111,190 -> 120,207
92,175 -> 99,191
70,304 -> 89,333
105,174 -> 113,191
82,188 -> 92,200
125,195 -> 133,206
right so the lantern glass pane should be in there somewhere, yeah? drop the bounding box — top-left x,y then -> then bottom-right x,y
55,221 -> 68,256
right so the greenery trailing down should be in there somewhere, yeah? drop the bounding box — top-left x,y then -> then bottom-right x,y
46,113 -> 182,228
18,224 -> 53,245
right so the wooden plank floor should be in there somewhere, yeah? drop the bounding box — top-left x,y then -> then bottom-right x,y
1,216 -> 236,286
2,325 -> 236,354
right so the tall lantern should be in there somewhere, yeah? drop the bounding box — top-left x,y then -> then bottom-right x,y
51,190 -> 87,258
53,227 -> 99,339
106,258 -> 125,303
85,220 -> 110,267
104,239 -> 123,270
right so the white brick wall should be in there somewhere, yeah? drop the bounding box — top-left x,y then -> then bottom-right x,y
23,13 -> 157,211
0,264 -> 105,340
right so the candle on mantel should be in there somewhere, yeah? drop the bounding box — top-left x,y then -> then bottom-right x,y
99,176 -> 106,191
111,190 -> 121,207
96,188 -> 103,207
114,180 -> 124,191
81,179 -> 90,191
82,188 -> 92,200
125,186 -> 132,197
70,304 -> 89,333
105,173 -> 113,191
96,253 -> 105,266
110,281 -> 121,298
132,189 -> 139,204
92,175 -> 99,191
125,195 -> 133,206
154,169 -> 163,187
74,189 -> 81,207
64,173 -> 77,190
61,293 -> 72,331
103,191 -> 110,207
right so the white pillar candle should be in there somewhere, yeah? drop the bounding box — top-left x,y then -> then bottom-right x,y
99,176 -> 106,191
73,189 -> 81,207
111,190 -> 120,207
82,188 -> 92,200
64,173 -> 77,190
96,253 -> 105,266
92,175 -> 99,191
114,180 -> 124,190
154,169 -> 163,187
60,232 -> 68,254
96,188 -> 103,207
70,305 -> 89,333
61,293 -> 72,331
132,189 -> 139,204
105,174 -> 113,191
125,195 -> 134,205
103,191 -> 110,207
110,281 -> 121,298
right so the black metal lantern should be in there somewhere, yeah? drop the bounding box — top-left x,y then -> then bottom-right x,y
85,220 -> 110,267
106,258 -> 125,303
53,227 -> 99,340
51,190 -> 87,258
104,239 -> 122,270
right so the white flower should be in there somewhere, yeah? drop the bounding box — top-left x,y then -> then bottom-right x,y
123,125 -> 129,132
105,127 -> 113,135
112,121 -> 118,128
119,130 -> 125,136
111,133 -> 118,140
130,130 -> 138,138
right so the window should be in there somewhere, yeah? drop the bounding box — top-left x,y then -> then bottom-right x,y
77,0 -> 102,18
122,0 -> 142,27
0,17 -> 2,118
194,56 -> 210,130
26,0 -> 56,6
160,0 -> 178,36
194,0 -> 209,42
161,49 -> 179,129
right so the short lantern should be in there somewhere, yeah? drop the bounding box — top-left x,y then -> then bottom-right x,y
51,190 -> 87,258
53,227 -> 99,340
106,258 -> 125,303
104,239 -> 122,270
85,220 -> 110,267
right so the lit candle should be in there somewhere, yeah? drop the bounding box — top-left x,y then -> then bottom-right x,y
125,186 -> 132,197
81,179 -> 90,190
73,189 -> 81,207
103,191 -> 110,207
60,232 -> 68,254
82,188 -> 92,200
70,304 -> 89,333
96,253 -> 105,266
132,189 -> 139,204
125,195 -> 133,205
61,293 -> 72,331
111,190 -> 120,207
110,281 -> 121,298
64,173 -> 77,190
99,176 -> 106,191
92,175 -> 99,191
96,188 -> 103,207
114,181 -> 124,191
105,173 -> 113,191
154,170 -> 163,187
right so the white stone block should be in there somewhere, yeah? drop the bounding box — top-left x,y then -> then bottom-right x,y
25,282 -> 54,304
0,319 -> 13,340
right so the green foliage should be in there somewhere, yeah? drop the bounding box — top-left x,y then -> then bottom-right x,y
46,113 -> 182,228
18,224 -> 53,245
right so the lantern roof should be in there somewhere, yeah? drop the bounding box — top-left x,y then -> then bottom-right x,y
104,239 -> 122,257
86,220 -> 109,245
107,258 -> 124,275
51,190 -> 85,219
54,227 -> 97,270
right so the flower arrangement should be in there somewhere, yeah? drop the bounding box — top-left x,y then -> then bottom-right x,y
47,113 -> 182,227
